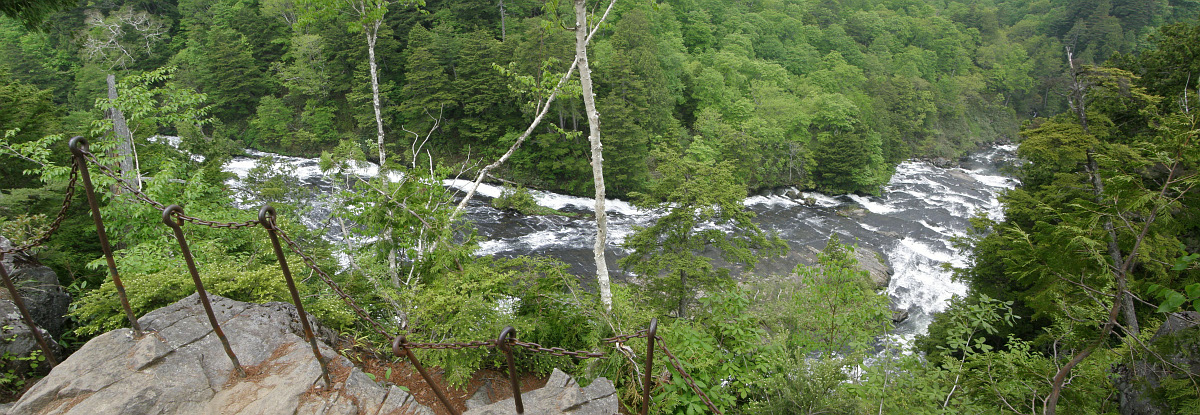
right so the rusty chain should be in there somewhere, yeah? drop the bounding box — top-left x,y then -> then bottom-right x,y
79,150 -> 258,229
402,339 -> 495,350
399,330 -> 648,357
511,339 -> 606,359
602,329 -> 650,344
655,335 -> 724,415
0,162 -> 79,256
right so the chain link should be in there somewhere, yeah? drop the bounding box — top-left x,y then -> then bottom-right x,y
399,331 -> 651,356
79,150 -> 258,229
402,340 -> 495,350
601,329 -> 649,344
511,340 -> 606,359
1,162 -> 80,256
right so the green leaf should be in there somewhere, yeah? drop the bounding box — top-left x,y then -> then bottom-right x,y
1186,284 -> 1200,300
1160,292 -> 1188,313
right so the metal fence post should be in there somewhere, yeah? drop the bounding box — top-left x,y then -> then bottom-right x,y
642,318 -> 658,415
162,205 -> 244,377
259,205 -> 330,386
392,335 -> 461,415
68,137 -> 141,335
497,326 -> 523,414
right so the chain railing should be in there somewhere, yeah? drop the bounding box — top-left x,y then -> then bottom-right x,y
0,137 -> 725,414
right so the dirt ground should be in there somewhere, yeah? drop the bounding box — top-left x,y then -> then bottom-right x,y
344,341 -> 553,415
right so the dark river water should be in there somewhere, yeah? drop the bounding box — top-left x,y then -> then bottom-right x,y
222,144 -> 1019,339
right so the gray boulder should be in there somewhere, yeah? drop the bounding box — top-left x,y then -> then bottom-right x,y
0,241 -> 68,374
464,368 -> 617,415
0,299 -> 63,374
7,293 -> 432,415
853,247 -> 893,288
779,187 -> 801,199
0,265 -> 71,339
0,237 -> 13,271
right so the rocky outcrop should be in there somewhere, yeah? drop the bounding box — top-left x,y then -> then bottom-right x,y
0,237 -> 14,271
464,368 -> 617,415
0,265 -> 70,339
0,299 -> 63,374
0,236 -> 69,374
6,293 -> 432,415
853,246 -> 892,288
1115,311 -> 1200,415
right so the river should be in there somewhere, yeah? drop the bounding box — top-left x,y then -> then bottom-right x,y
222,144 -> 1019,338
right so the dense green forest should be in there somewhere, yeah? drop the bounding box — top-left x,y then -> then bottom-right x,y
4,0 -> 1194,196
2,0 -> 1200,413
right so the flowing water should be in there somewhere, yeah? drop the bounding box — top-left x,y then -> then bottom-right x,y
222,144 -> 1019,338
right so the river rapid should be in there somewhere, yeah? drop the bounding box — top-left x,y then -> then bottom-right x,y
221,144 -> 1019,338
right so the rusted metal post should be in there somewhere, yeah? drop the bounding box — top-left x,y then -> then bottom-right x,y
162,205 -> 244,377
68,137 -> 141,335
259,205 -> 331,386
392,336 -> 460,415
642,318 -> 657,415
497,326 -> 523,414
0,256 -> 58,367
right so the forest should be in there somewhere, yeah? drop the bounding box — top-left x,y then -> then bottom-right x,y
1,0 -> 1199,413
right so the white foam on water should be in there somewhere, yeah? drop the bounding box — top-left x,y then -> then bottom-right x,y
745,195 -> 801,207
898,237 -> 955,265
223,158 -> 258,179
216,142 -> 1021,340
918,220 -> 956,237
490,228 -> 589,254
443,179 -> 504,198
475,239 -> 507,256
147,135 -> 183,148
886,238 -> 970,336
968,171 -> 1017,189
529,190 -> 648,216
846,194 -> 898,214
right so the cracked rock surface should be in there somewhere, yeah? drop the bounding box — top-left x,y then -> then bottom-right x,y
5,293 -> 432,415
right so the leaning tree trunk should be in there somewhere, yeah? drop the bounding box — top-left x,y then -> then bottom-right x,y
575,0 -> 611,311
106,74 -> 140,192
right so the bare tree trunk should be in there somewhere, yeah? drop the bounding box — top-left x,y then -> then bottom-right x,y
106,74 -> 140,191
366,21 -> 385,167
575,0 -> 611,311
1066,49 -> 1140,335
498,0 -> 507,42
1087,151 -> 1140,335
361,17 -> 393,279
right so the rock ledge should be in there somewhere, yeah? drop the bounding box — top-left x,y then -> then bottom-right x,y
6,293 -> 431,415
